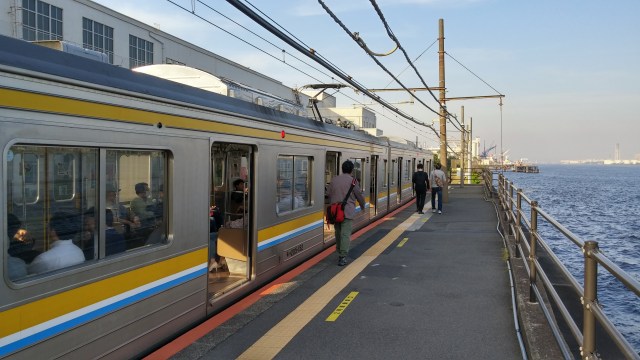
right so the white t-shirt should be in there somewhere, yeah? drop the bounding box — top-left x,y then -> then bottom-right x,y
28,239 -> 85,274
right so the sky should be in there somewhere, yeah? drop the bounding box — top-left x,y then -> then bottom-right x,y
94,0 -> 640,164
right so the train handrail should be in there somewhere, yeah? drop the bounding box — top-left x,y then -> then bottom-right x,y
493,171 -> 640,359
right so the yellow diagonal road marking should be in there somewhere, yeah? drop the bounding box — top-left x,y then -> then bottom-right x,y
397,237 -> 409,247
325,291 -> 359,322
237,213 -> 423,360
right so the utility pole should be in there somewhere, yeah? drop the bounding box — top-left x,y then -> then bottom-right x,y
460,105 -> 465,188
438,18 -> 448,202
469,117 -> 473,180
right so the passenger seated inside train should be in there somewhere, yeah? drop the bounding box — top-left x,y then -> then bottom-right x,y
6,213 -> 30,280
28,211 -> 85,275
230,178 -> 247,214
76,207 -> 96,260
145,214 -> 166,245
106,209 -> 126,256
209,207 -> 226,272
7,213 -> 40,264
129,182 -> 158,247
106,184 -> 135,235
130,182 -> 156,229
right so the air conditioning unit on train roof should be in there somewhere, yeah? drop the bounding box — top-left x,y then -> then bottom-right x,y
133,64 -> 307,116
32,40 -> 109,63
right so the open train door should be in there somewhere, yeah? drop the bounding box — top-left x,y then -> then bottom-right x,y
208,143 -> 253,303
369,155 -> 378,217
323,151 -> 340,244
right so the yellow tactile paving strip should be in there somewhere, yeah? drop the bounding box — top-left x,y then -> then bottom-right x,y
237,213 -> 424,360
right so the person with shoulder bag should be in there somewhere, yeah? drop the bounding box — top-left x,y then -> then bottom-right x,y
327,160 -> 366,266
430,162 -> 447,214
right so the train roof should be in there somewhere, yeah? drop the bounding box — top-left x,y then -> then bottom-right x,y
0,35 -> 420,149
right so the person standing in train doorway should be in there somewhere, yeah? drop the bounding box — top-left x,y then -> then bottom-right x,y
430,163 -> 447,214
328,160 -> 366,266
412,163 -> 430,214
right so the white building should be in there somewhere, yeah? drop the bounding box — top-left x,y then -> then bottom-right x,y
0,0 -> 304,108
0,0 -> 390,136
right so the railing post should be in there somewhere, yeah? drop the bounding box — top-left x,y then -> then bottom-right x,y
581,240 -> 599,360
507,181 -> 514,235
515,189 -> 522,258
529,200 -> 538,303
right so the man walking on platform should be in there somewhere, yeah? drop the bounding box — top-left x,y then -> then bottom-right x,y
412,163 -> 430,214
328,160 -> 366,266
430,163 -> 447,214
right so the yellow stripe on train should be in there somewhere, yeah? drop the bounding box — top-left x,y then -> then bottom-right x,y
0,248 -> 207,338
0,88 -> 371,151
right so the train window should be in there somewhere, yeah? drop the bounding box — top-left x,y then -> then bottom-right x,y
106,150 -> 167,251
6,145 -> 98,281
351,158 -> 365,191
5,146 -> 167,282
277,155 -> 312,214
404,160 -> 411,181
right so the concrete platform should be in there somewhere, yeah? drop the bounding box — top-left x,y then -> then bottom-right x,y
167,186 -> 527,359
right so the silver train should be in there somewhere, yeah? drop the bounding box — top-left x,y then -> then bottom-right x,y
0,35 -> 432,359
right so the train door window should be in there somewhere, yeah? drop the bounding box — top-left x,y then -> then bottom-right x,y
382,159 -> 388,188
106,149 -> 167,251
277,155 -> 312,214
325,152 -> 339,205
405,159 -> 411,181
369,156 -> 378,217
391,160 -> 397,186
350,158 -> 365,188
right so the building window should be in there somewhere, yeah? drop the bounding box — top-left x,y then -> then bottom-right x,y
21,0 -> 63,41
165,57 -> 185,65
82,17 -> 114,64
277,155 -> 312,214
129,35 -> 153,68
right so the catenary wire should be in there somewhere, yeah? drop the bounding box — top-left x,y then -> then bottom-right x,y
382,39 -> 437,89
166,0 -> 324,83
317,0 -> 448,130
169,0 -> 441,144
243,0 -> 356,76
368,0 -> 462,131
225,0 -> 440,136
446,52 -> 504,96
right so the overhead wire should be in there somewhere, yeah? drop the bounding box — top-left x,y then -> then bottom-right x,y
368,0 -> 462,131
317,0 -> 443,122
173,0 -> 440,145
446,52 -> 504,96
382,39 -> 437,89
243,0 -> 362,77
166,0 -> 323,83
168,0 -> 441,146
224,0 -> 440,137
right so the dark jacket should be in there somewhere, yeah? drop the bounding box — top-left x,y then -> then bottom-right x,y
412,170 -> 430,192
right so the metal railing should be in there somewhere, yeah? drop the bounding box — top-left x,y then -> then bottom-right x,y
448,166 -> 485,186
483,169 -> 640,359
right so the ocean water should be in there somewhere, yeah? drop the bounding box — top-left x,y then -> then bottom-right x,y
499,164 -> 640,352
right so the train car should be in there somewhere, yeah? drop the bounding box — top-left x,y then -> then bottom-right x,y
0,35 -> 432,359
